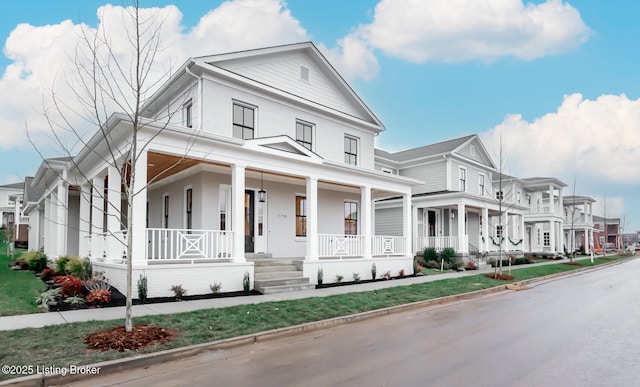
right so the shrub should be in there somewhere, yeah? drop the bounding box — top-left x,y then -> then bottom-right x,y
382,271 -> 391,280
86,289 -> 111,305
317,267 -> 323,285
451,258 -> 464,271
17,251 -> 48,272
371,263 -> 377,280
423,247 -> 438,262
62,256 -> 90,279
352,273 -> 361,282
209,283 -> 221,294
55,275 -> 83,297
465,260 -> 478,270
35,288 -> 61,311
243,272 -> 251,292
84,278 -> 111,292
137,274 -> 148,301
425,260 -> 439,269
336,274 -> 344,283
399,269 -> 405,277
440,248 -> 456,264
40,268 -> 57,281
64,296 -> 85,305
171,284 -> 187,299
55,256 -> 70,274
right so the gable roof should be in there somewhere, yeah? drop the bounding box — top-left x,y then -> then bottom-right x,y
0,182 -> 24,190
197,42 -> 383,131
376,135 -> 475,162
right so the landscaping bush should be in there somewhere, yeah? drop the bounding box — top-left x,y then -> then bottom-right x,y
17,251 -> 48,272
424,260 -> 439,269
464,260 -> 478,270
55,275 -> 83,297
423,247 -> 438,262
86,289 -> 111,305
440,248 -> 456,264
60,256 -> 91,279
40,268 -> 57,281
55,256 -> 70,274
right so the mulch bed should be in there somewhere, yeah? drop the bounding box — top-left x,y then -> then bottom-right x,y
484,273 -> 515,280
84,324 -> 178,352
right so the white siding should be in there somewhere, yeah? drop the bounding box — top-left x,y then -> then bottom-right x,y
399,160 -> 447,194
375,207 -> 403,236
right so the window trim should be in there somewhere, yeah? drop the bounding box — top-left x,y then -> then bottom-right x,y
184,99 -> 193,128
344,201 -> 359,236
219,185 -> 231,231
184,186 -> 193,231
344,135 -> 359,165
295,120 -> 314,151
295,195 -> 307,238
459,167 -> 467,192
162,193 -> 170,229
232,100 -> 257,140
478,173 -> 485,196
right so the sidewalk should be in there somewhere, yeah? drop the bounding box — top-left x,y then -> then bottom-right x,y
0,256 -> 598,331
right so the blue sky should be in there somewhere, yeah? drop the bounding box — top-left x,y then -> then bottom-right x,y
1,0 -> 639,232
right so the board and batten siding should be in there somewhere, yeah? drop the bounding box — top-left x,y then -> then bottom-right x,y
399,160 -> 447,194
375,207 -> 403,236
216,51 -> 372,123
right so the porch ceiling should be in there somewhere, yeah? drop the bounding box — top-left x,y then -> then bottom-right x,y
147,152 -> 226,183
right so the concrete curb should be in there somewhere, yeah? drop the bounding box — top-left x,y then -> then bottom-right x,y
1,256 -> 635,387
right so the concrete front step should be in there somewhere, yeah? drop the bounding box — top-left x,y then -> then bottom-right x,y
255,277 -> 310,288
254,264 -> 298,273
250,258 -> 293,266
257,283 -> 316,294
255,271 -> 303,280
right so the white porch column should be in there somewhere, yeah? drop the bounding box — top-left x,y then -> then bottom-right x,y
457,203 -> 467,253
548,185 -> 555,214
549,220 -> 556,253
78,184 -> 91,257
411,205 -> 419,253
55,180 -> 67,257
403,192 -> 412,257
482,207 -> 489,252
107,166 -> 123,261
520,214 -> 525,250
361,186 -> 372,259
503,213 -> 510,253
231,164 -> 246,263
305,177 -> 318,260
91,176 -> 105,260
44,194 -> 52,257
131,150 -> 148,264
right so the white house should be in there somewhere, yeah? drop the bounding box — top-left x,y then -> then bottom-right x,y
374,135 -> 528,260
25,42 -> 416,297
563,195 -> 595,254
521,177 -> 567,255
0,182 -> 23,228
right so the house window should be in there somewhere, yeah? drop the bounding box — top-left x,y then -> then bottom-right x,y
516,191 -> 521,204
219,187 -> 229,230
184,101 -> 193,128
296,121 -> 313,150
233,102 -> 255,139
163,194 -> 169,228
344,135 -> 358,165
344,201 -> 358,235
185,187 -> 193,231
496,190 -> 504,201
459,168 -> 466,192
478,174 -> 485,196
544,232 -> 550,247
496,225 -> 503,239
537,229 -> 541,245
296,196 -> 307,237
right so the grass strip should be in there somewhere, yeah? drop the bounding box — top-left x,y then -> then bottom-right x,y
0,248 -> 44,316
0,254 -> 631,380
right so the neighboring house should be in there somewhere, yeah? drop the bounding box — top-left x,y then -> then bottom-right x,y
562,195 -> 595,254
521,177 -> 567,255
592,216 -> 622,251
25,42 -> 416,297
23,176 -> 46,251
374,134 -> 528,259
0,182 -> 23,228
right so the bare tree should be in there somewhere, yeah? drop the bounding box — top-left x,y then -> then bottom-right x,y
564,175 -> 579,263
29,1 -> 190,332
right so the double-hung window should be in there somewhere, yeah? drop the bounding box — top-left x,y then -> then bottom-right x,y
344,201 -> 358,235
296,121 -> 313,150
459,168 -> 466,192
344,135 -> 358,165
296,196 -> 307,237
478,174 -> 485,196
233,102 -> 255,139
184,101 -> 193,128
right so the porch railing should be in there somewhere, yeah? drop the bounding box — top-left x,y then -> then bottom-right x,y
372,236 -> 407,256
414,235 -> 468,252
318,234 -> 364,258
146,228 -> 233,261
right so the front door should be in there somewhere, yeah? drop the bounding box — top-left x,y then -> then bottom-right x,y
245,190 -> 254,252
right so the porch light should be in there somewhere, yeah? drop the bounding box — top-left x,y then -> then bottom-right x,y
259,172 -> 266,202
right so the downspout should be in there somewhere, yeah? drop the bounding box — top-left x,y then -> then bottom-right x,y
185,62 -> 203,130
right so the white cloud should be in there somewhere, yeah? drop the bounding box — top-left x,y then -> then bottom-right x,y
318,34 -> 379,82
0,0 -> 312,153
357,0 -> 591,63
481,93 -> 640,184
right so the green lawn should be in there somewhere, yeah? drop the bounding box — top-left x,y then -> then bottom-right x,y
0,254 -> 632,380
0,246 -> 45,316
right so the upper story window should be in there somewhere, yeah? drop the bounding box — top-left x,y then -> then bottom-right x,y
459,168 -> 466,192
233,102 -> 255,139
184,101 -> 193,128
344,135 -> 358,165
478,174 -> 485,196
296,121 -> 313,150
516,191 -> 521,204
